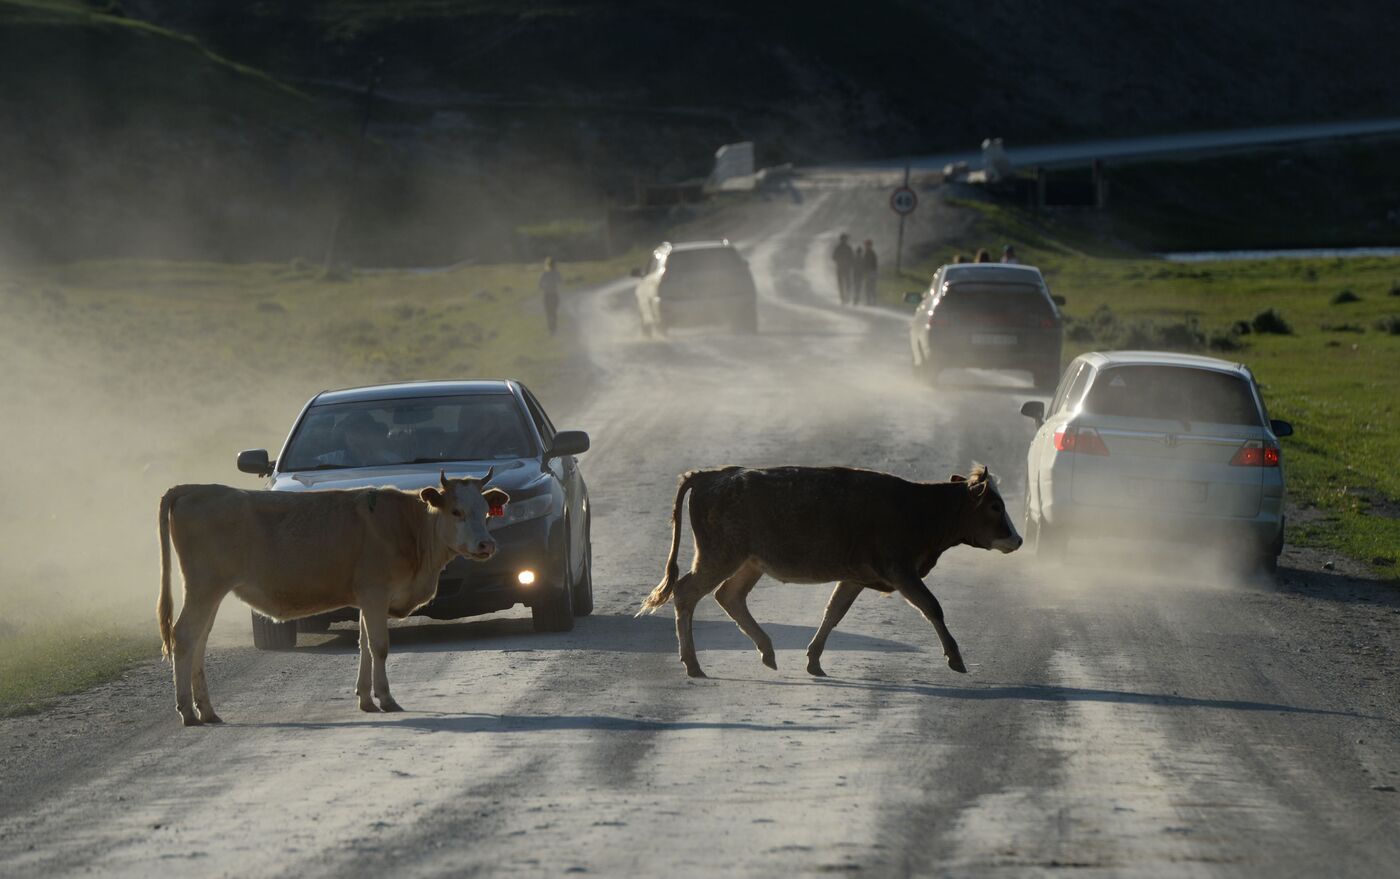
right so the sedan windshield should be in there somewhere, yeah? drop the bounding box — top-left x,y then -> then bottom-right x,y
1083,366 -> 1261,426
280,394 -> 535,471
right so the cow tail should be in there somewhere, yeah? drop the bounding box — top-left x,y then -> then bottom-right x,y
157,486 -> 185,660
637,470 -> 700,615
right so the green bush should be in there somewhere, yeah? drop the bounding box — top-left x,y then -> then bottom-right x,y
1251,308 -> 1293,334
1331,289 -> 1361,304
1376,315 -> 1400,335
1065,304 -> 1228,352
1208,329 -> 1247,351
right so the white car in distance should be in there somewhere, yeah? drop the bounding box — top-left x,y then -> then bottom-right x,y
1019,351 -> 1293,573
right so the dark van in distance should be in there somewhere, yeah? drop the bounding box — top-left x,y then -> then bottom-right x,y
907,263 -> 1065,389
633,240 -> 759,336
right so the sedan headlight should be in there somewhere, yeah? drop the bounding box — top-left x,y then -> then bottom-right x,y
489,493 -> 555,529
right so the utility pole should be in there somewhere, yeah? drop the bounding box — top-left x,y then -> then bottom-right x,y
895,164 -> 912,275
322,55 -> 385,273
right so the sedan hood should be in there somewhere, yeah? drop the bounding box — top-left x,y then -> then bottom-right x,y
269,459 -> 546,494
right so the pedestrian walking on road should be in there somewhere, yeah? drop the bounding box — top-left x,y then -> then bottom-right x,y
860,239 -> 878,305
1001,244 -> 1019,264
974,248 -> 992,263
831,233 -> 855,305
539,256 -> 562,335
853,242 -> 865,303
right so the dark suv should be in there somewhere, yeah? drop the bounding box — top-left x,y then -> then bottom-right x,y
907,263 -> 1064,389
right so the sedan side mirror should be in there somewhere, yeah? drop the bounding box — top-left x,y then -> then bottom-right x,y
1270,419 -> 1294,438
629,267 -> 643,278
237,448 -> 274,477
1020,400 -> 1045,426
903,291 -> 923,305
546,430 -> 590,459
1051,294 -> 1066,306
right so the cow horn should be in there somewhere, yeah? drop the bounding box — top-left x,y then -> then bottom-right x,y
440,469 -> 450,489
480,465 -> 495,485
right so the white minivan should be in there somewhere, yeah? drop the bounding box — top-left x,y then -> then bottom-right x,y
1019,351 -> 1293,572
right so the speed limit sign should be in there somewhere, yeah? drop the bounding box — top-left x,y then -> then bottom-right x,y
890,185 -> 917,215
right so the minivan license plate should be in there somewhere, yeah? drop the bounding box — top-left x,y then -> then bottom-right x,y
971,333 -> 1017,346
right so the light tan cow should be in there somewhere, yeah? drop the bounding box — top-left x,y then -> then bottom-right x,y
157,470 -> 508,726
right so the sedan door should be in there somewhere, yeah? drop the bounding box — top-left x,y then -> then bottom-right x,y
521,389 -> 586,576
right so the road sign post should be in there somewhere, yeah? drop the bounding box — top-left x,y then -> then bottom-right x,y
890,165 -> 917,275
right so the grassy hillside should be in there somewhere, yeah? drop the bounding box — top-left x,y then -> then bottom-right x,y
129,0 -> 1400,158
0,0 -> 355,263
7,0 -> 1400,265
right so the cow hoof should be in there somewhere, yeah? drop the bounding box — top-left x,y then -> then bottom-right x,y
197,712 -> 224,724
761,652 -> 777,671
359,701 -> 382,713
685,667 -> 708,679
947,655 -> 968,674
179,712 -> 204,728
379,699 -> 404,713
807,662 -> 827,678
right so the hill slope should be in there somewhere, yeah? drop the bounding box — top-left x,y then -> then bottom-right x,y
6,0 -> 1400,264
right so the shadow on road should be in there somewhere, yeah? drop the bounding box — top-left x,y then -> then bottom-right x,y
933,369 -> 1042,396
1271,565 -> 1400,608
738,675 -> 1369,718
246,712 -> 833,735
303,613 -> 920,657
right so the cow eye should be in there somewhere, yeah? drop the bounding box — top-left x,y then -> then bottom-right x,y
452,509 -> 465,519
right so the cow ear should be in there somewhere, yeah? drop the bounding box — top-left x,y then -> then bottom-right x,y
420,487 -> 445,508
969,480 -> 989,499
949,474 -> 967,483
482,488 -> 509,518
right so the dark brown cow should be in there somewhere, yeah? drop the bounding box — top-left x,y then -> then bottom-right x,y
638,464 -> 1020,678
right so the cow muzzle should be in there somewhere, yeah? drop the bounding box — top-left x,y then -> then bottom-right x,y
991,535 -> 1023,553
463,539 -> 497,561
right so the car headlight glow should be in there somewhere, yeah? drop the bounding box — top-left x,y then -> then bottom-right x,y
488,493 -> 554,528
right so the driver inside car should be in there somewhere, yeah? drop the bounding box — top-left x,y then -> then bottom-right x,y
316,411 -> 400,467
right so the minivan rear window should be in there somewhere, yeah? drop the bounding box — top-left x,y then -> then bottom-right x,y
666,248 -> 745,274
1083,366 -> 1261,425
941,282 -> 1053,316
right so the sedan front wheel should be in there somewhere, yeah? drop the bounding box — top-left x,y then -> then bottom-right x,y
532,543 -> 576,633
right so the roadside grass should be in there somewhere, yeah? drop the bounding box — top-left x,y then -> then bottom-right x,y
0,253 -> 633,718
0,624 -> 156,718
881,197 -> 1400,578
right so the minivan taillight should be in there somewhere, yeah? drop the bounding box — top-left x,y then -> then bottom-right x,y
1053,426 -> 1109,455
927,315 -> 950,329
1039,317 -> 1058,328
1230,440 -> 1280,467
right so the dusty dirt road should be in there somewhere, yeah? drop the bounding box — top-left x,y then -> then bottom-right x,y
2,177 -> 1398,878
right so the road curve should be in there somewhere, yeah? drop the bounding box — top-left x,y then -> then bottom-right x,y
1,177 -> 1397,878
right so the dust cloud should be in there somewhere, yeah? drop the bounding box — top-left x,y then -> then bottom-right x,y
0,281 -> 328,639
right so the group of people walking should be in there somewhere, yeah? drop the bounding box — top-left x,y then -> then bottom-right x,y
952,245 -> 1019,265
830,233 -> 879,306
